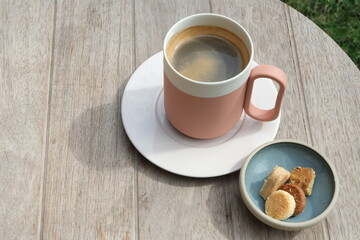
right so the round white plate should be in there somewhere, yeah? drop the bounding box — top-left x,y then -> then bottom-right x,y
121,52 -> 280,178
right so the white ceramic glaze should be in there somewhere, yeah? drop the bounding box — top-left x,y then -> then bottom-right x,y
121,52 -> 281,177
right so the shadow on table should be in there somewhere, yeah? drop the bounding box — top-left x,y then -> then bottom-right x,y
67,85 -> 212,187
68,86 -> 135,170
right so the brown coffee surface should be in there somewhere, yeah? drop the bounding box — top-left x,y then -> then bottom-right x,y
166,26 -> 250,82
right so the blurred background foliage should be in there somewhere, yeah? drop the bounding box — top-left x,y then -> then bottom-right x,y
282,0 -> 359,68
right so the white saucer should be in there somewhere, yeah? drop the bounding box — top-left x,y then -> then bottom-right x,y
121,52 -> 280,178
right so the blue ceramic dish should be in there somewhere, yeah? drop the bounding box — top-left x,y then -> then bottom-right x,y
239,140 -> 339,230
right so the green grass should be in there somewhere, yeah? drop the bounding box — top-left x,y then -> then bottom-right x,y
282,0 -> 360,68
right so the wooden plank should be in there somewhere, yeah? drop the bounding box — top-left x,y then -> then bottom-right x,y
0,0 -> 54,239
133,1 -> 242,239
288,6 -> 360,239
42,0 -> 135,239
211,0 -> 326,238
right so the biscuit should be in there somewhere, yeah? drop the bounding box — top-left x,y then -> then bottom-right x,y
290,167 -> 316,195
278,183 -> 306,216
265,190 -> 296,220
259,166 -> 291,200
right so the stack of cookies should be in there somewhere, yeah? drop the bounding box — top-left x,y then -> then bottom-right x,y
259,166 -> 316,220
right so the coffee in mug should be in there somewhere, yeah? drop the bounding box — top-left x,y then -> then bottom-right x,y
166,26 -> 250,82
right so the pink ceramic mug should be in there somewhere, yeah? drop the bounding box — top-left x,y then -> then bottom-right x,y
163,13 -> 287,139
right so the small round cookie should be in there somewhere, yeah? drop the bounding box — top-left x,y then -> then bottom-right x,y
265,190 -> 295,220
278,183 -> 306,216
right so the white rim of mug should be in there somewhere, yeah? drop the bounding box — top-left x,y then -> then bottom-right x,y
239,139 -> 339,231
163,13 -> 254,86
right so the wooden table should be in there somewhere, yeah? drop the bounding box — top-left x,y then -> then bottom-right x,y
1,0 -> 359,239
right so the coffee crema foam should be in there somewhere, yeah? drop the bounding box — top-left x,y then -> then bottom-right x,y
166,26 -> 250,82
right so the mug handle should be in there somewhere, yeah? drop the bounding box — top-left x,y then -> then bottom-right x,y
244,65 -> 287,121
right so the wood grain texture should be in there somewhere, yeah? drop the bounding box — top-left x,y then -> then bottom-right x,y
42,0 -> 135,239
211,0 -> 326,239
1,0 -> 359,239
288,6 -> 360,239
0,1 -> 54,239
